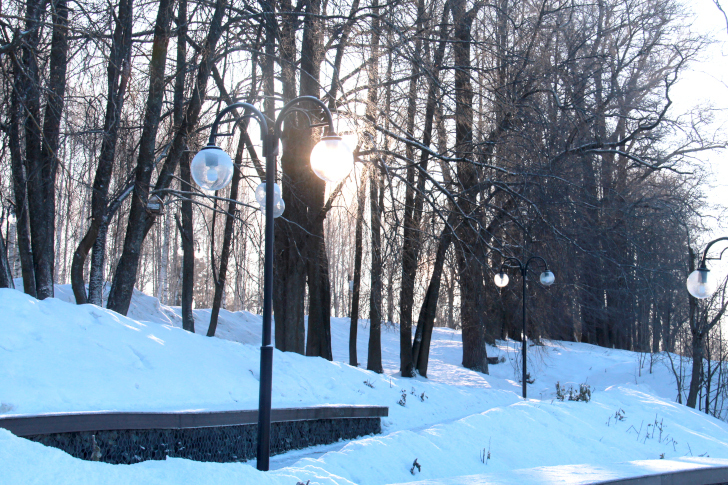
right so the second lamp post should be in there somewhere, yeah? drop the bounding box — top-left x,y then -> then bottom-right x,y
494,256 -> 555,399
190,96 -> 354,471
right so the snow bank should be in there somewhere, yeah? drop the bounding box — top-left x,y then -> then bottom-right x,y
3,286 -> 728,484
0,288 -> 514,432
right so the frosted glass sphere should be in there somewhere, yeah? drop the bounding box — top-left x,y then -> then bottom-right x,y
494,272 -> 509,288
261,196 -> 285,218
191,146 -> 234,191
540,270 -> 555,286
255,182 -> 282,205
310,136 -> 354,183
687,268 -> 716,299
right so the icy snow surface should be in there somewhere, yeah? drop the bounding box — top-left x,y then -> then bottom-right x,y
2,286 -> 728,484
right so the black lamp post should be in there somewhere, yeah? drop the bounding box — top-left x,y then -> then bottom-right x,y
686,237 -> 728,299
494,256 -> 555,399
191,96 -> 353,471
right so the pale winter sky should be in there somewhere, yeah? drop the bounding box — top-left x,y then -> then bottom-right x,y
673,0 -> 728,240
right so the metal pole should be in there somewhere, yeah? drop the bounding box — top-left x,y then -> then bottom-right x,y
235,95 -> 335,471
522,266 -> 527,399
256,142 -> 276,472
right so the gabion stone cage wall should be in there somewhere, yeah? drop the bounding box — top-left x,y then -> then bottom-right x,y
0,406 -> 387,464
24,417 -> 380,464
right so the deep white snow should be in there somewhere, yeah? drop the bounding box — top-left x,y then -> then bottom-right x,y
2,286 -> 728,484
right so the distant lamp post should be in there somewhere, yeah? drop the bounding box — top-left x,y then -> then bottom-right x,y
494,256 -> 555,399
191,96 -> 353,471
687,237 -> 728,299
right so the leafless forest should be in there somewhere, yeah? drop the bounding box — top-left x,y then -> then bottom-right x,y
2,0 -> 727,411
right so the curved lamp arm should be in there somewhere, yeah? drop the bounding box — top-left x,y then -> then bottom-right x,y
207,102 -> 269,150
524,256 -> 549,274
499,257 -> 524,275
699,237 -> 728,268
207,96 -> 338,154
273,95 -> 337,140
498,256 -> 550,276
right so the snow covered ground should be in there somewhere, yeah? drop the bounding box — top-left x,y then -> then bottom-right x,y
3,286 -> 728,484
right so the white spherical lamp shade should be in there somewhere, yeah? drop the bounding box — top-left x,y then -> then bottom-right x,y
540,270 -> 555,286
494,272 -> 509,288
191,146 -> 234,191
310,135 -> 354,183
256,182 -> 285,218
261,196 -> 286,218
687,268 -> 716,299
255,182 -> 282,205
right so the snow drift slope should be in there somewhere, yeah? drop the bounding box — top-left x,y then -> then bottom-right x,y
3,287 -> 728,484
0,288 -> 514,430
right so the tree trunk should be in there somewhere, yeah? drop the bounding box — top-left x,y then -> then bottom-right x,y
274,124 -> 308,353
398,0 -> 425,378
179,151 -> 194,332
306,231 -> 333,360
368,170 -> 384,373
451,0 -> 488,373
412,215 -> 454,376
207,51 -> 261,336
271,0 -> 305,354
115,0 -> 222,312
349,166 -> 368,366
173,0 -> 194,332
688,329 -> 704,409
158,211 -> 170,303
298,0 -> 333,361
87,221 -> 109,305
400,1 -> 449,377
106,0 -> 175,315
705,337 -> 711,415
9,76 -> 36,297
31,0 -> 68,299
71,0 -> 133,304
0,228 -> 14,289
20,0 -> 47,298
207,136 -> 244,337
447,264 -> 455,329
108,0 -> 226,316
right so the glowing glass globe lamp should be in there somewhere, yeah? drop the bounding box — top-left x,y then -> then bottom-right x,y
310,135 -> 355,183
494,272 -> 509,288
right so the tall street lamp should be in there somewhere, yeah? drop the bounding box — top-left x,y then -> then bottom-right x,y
191,96 -> 354,471
494,256 -> 555,399
687,237 -> 728,299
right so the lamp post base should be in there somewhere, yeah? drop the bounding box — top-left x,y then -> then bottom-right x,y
256,345 -> 274,471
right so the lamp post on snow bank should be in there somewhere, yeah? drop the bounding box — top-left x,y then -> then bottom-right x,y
191,96 -> 354,471
494,256 -> 555,399
687,237 -> 728,299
